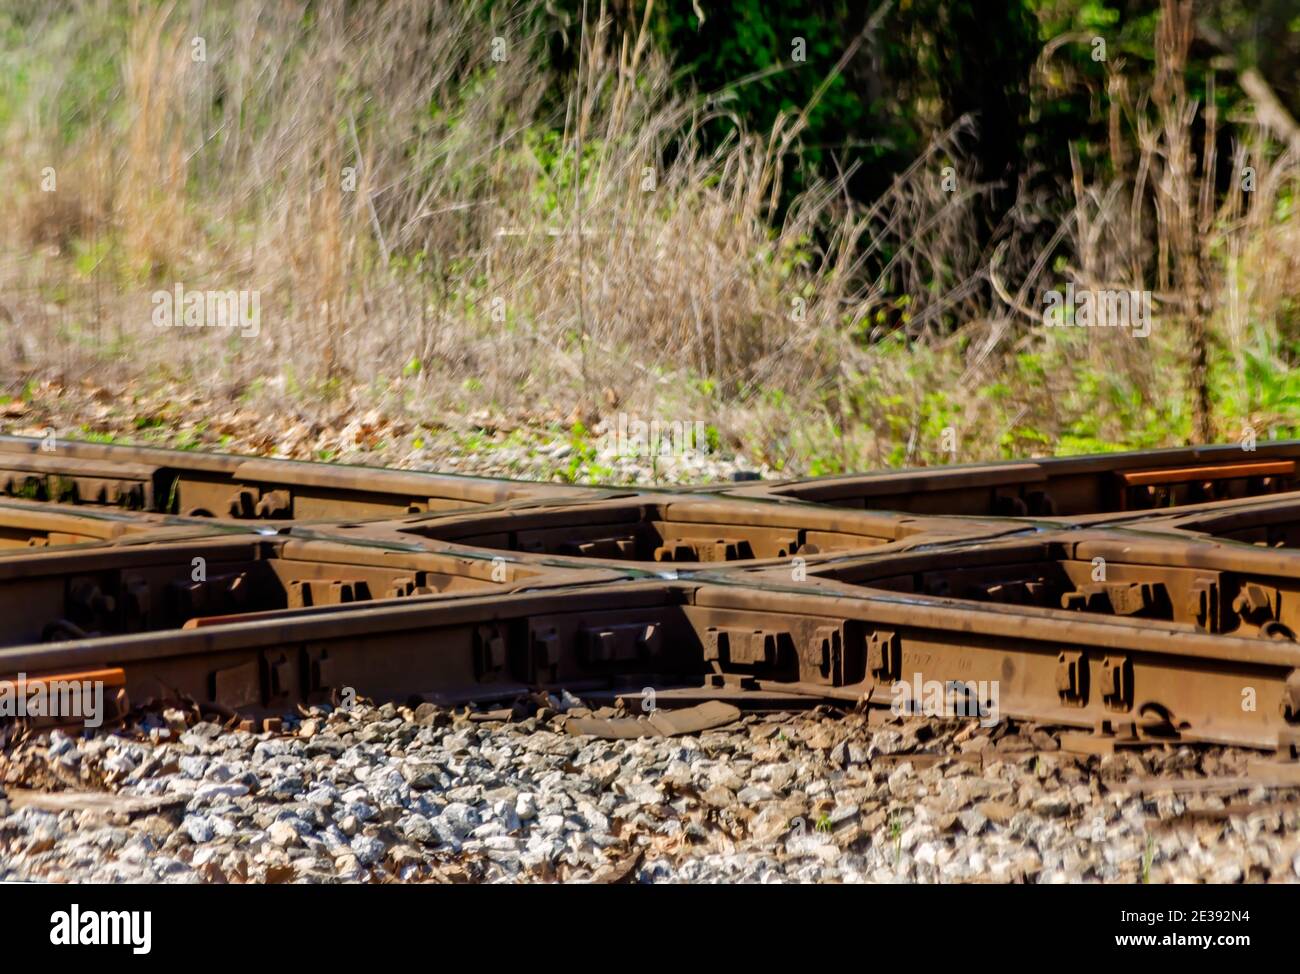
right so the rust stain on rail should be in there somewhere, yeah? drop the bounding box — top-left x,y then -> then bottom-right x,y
5,434 -> 1300,754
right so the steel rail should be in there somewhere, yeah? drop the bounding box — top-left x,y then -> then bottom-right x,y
4,437 -> 1300,754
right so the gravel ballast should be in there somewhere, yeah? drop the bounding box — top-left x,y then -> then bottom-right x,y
2,697 -> 1298,884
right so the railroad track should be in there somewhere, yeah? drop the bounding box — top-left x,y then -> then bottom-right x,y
6,434 -> 1300,755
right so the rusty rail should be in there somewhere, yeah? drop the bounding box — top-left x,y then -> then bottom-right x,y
6,434 -> 1300,754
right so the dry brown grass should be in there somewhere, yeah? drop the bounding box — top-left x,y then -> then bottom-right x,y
0,0 -> 1298,475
